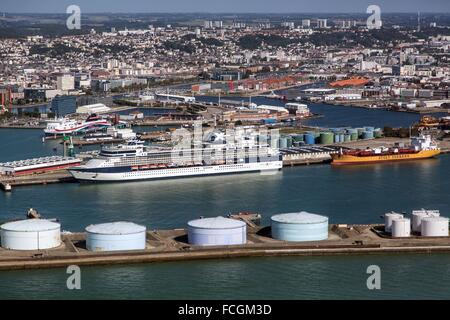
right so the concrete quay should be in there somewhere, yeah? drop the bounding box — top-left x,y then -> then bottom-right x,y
1,224 -> 450,270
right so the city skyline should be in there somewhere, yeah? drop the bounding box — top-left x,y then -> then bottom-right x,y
0,0 -> 450,14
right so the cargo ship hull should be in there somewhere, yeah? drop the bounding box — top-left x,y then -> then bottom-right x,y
331,149 -> 441,165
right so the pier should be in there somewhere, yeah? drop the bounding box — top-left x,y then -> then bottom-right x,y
2,222 -> 450,270
0,170 -> 75,191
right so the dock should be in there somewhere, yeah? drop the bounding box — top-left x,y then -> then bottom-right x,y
0,170 -> 75,191
2,223 -> 450,270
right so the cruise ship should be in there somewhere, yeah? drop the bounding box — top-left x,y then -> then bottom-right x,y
44,114 -> 112,136
69,133 -> 283,182
331,135 -> 440,165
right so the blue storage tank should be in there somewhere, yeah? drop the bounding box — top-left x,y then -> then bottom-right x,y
85,222 -> 147,252
304,134 -> 315,145
188,217 -> 247,246
364,126 -> 375,132
334,134 -> 340,143
271,212 -> 329,242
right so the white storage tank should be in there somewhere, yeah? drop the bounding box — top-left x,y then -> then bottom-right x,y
0,219 -> 61,250
391,218 -> 411,238
86,222 -> 146,252
412,209 -> 440,233
421,217 -> 449,237
187,217 -> 247,246
384,212 -> 403,233
271,212 -> 328,242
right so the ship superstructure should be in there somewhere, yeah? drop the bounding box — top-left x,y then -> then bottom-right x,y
44,114 -> 111,136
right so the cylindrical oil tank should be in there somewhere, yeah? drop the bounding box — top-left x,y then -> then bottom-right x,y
187,217 -> 247,246
0,219 -> 61,250
334,134 -> 340,143
85,222 -> 146,252
421,217 -> 449,237
384,212 -> 404,233
391,218 -> 411,238
320,132 -> 334,144
365,126 -> 375,132
350,132 -> 358,141
271,212 -> 328,242
304,134 -> 315,145
362,131 -> 374,139
412,210 -> 440,233
344,134 -> 351,142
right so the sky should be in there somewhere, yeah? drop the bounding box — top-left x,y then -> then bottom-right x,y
0,0 -> 449,14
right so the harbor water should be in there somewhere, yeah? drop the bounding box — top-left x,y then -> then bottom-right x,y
0,103 -> 449,299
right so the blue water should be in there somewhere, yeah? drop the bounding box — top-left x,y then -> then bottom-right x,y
0,106 -> 449,299
2,254 -> 450,299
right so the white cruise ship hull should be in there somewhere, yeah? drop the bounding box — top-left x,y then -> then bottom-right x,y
69,161 -> 283,182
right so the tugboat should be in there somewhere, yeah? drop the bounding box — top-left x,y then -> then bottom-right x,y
331,135 -> 440,165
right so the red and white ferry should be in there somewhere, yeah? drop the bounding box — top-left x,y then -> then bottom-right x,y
44,114 -> 111,136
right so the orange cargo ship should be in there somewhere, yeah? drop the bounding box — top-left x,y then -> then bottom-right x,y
332,135 -> 440,165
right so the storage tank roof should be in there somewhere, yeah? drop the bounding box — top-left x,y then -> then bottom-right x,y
422,216 -> 449,222
385,212 -> 403,217
188,217 -> 246,229
0,219 -> 60,232
271,212 -> 328,224
86,222 -> 146,235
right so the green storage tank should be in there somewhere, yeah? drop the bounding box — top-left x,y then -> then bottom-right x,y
320,132 -> 334,145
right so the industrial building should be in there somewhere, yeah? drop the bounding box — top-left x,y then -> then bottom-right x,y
51,95 -> 77,117
76,103 -> 111,114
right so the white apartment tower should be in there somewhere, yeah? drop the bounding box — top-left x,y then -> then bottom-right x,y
57,74 -> 75,91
